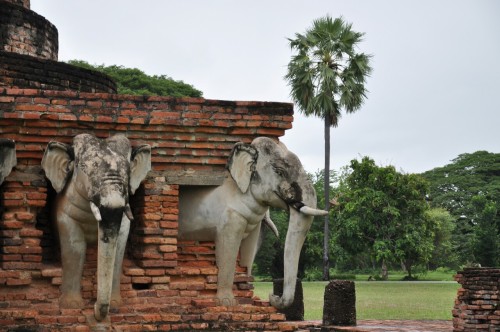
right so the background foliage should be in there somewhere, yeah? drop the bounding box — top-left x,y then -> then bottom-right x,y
254,151 -> 500,280
68,60 -> 203,98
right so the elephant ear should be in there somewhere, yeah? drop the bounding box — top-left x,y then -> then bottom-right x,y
130,144 -> 151,195
0,139 -> 17,185
41,141 -> 74,193
227,142 -> 258,193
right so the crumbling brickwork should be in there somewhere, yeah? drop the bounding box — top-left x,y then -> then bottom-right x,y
0,1 -> 58,60
453,268 -> 500,331
0,51 -> 117,93
0,88 -> 296,330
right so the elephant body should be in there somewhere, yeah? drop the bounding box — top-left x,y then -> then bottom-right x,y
0,138 -> 16,185
42,134 -> 151,321
178,137 -> 327,308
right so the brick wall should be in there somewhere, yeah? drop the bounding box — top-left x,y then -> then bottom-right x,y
0,87 -> 296,330
0,51 -> 117,93
0,1 -> 58,60
453,268 -> 500,331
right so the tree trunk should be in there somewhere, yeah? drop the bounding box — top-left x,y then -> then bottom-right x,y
381,260 -> 388,280
323,117 -> 331,281
405,259 -> 413,279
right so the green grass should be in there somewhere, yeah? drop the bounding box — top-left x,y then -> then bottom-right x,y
353,269 -> 455,281
252,281 -> 459,321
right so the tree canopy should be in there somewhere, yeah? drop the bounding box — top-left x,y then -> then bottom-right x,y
421,151 -> 500,265
68,60 -> 203,98
334,157 -> 434,279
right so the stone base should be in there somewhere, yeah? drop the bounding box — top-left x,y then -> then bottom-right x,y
0,281 -> 287,331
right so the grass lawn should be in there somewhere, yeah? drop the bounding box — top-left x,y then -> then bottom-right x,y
353,269 -> 455,281
252,281 -> 459,321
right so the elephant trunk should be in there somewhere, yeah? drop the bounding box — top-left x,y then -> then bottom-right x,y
269,207 -> 313,309
91,202 -> 122,321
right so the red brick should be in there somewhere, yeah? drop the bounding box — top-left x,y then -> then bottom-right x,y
57,316 -> 80,324
15,212 -> 35,221
160,314 -> 181,322
1,254 -> 21,261
0,96 -> 15,103
6,277 -> 31,286
151,276 -> 170,284
3,192 -> 24,200
2,221 -> 24,229
124,267 -> 145,276
35,316 -> 58,324
42,268 -> 62,277
23,254 -> 42,262
144,269 -> 165,276
3,262 -> 41,270
1,199 -> 22,207
19,229 -> 43,237
132,276 -> 151,284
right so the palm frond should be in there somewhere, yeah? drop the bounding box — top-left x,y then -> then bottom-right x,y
285,15 -> 371,126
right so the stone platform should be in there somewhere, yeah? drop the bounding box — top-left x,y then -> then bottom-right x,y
284,320 -> 452,332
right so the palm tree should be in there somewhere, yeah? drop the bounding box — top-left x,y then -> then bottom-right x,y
285,15 -> 372,280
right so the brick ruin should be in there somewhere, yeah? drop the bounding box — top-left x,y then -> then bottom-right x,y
0,1 -> 307,330
453,268 -> 500,331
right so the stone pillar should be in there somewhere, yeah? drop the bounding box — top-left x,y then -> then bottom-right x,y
272,278 -> 304,321
323,280 -> 356,326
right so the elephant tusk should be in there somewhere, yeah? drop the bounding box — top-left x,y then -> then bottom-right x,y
125,204 -> 134,221
263,210 -> 279,238
90,202 -> 102,222
299,205 -> 328,216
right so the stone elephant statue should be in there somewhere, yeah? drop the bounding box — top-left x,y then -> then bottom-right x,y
178,137 -> 327,309
41,133 -> 151,321
0,138 -> 16,185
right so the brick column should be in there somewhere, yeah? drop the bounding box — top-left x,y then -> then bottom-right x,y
453,268 -> 500,331
125,176 -> 178,288
0,168 -> 46,285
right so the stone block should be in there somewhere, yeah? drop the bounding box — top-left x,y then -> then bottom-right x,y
273,278 -> 304,321
323,280 -> 356,326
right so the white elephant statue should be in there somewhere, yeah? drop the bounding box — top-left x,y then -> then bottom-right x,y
0,138 -> 16,185
178,137 -> 327,309
41,134 -> 151,321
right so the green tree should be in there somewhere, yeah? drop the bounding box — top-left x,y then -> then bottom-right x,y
68,60 -> 203,97
425,208 -> 457,269
335,157 -> 434,279
471,195 -> 499,267
285,16 -> 372,280
421,151 -> 500,265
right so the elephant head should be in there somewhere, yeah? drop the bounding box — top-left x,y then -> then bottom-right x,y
0,138 -> 16,185
42,133 -> 151,321
228,137 -> 327,309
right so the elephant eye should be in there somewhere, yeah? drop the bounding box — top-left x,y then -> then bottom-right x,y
272,165 -> 287,178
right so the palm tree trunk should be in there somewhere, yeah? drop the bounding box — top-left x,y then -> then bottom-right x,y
323,116 -> 331,281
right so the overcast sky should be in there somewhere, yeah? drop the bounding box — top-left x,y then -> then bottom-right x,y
31,0 -> 500,174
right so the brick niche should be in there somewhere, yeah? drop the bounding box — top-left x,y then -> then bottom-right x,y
453,268 -> 500,331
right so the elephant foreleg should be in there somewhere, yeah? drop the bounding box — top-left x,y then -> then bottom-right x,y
239,222 -> 262,276
215,210 -> 246,306
110,216 -> 130,308
58,216 -> 86,308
